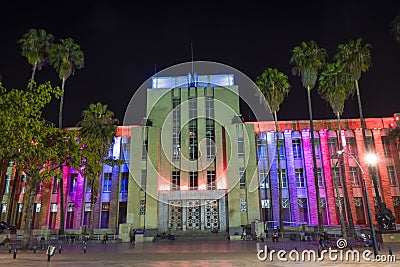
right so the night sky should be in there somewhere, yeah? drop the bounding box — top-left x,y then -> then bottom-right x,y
1,1 -> 400,127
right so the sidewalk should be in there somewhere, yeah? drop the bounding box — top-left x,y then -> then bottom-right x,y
0,239 -> 399,266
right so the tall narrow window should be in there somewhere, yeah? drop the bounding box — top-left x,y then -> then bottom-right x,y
69,173 -> 78,193
66,203 -> 74,229
388,166 -> 397,186
365,136 -> 375,153
295,168 -> 305,187
189,120 -> 198,160
239,167 -> 246,189
189,97 -> 197,119
141,170 -> 147,191
101,202 -> 109,228
205,96 -> 214,119
142,140 -> 148,160
328,137 -> 338,157
172,171 -> 180,191
275,139 -> 285,159
382,137 -> 391,157
189,171 -> 198,190
120,172 -> 128,193
317,168 -> 324,187
292,138 -> 302,159
103,173 -> 112,192
206,119 -> 215,159
207,170 -> 216,190
52,177 -> 59,193
349,166 -> 360,187
49,203 -> 57,229
298,198 -> 309,223
172,97 -> 181,160
3,174 -> 11,194
312,138 -> 321,159
280,169 -> 288,188
346,137 -> 357,155
238,137 -> 244,157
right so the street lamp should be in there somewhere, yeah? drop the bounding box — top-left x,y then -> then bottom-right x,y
337,150 -> 379,257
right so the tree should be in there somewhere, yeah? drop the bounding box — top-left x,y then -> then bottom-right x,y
77,103 -> 119,235
49,37 -> 84,234
0,82 -> 61,248
17,29 -> 54,91
255,68 -> 290,233
289,40 -> 327,231
318,61 -> 354,238
390,14 -> 400,44
49,37 -> 85,129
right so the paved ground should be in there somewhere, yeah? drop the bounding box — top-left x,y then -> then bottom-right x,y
1,239 -> 400,266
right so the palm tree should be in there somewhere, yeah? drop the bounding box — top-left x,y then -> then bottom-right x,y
289,40 -> 327,231
77,103 -> 119,235
49,37 -> 84,234
390,14 -> 400,44
318,61 -> 354,238
255,68 -> 291,234
18,28 -> 54,91
334,38 -> 371,133
49,37 -> 85,129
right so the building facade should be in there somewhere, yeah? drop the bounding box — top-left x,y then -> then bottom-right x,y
1,73 -> 399,238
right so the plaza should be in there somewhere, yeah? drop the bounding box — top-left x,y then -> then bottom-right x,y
1,238 -> 399,267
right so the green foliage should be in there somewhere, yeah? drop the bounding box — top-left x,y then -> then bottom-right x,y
49,38 -> 85,81
334,38 -> 372,83
17,29 -> 54,71
318,61 -> 353,116
289,40 -> 327,90
255,68 -> 291,113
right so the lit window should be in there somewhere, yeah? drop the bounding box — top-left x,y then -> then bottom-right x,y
295,168 -> 305,188
103,173 -> 112,192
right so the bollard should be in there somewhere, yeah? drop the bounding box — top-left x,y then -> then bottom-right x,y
59,245 -> 62,254
317,247 -> 321,258
388,247 -> 393,256
84,244 -> 87,254
294,246 -> 297,251
256,242 -> 260,252
47,251 -> 51,262
266,245 -> 270,253
8,245 -> 11,253
377,242 -> 381,251
34,245 -> 37,253
13,249 -> 17,259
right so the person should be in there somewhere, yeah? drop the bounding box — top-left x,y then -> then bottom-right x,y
360,232 -> 373,247
130,228 -> 136,247
241,227 -> 247,241
102,234 -> 108,244
319,232 -> 329,249
300,230 -> 305,241
272,231 -> 279,242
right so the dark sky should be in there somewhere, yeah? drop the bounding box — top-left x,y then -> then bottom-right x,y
1,1 -> 400,127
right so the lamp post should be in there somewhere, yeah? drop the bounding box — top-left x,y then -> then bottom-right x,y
338,150 -> 379,258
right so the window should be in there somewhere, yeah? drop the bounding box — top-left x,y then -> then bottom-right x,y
259,168 -> 269,189
140,200 -> 146,215
317,168 -> 324,187
292,138 -> 302,159
3,174 -> 11,194
346,137 -> 357,156
364,136 -> 374,153
172,171 -> 180,191
141,170 -> 147,191
257,137 -> 267,160
49,203 -> 57,229
36,181 -> 43,194
66,203 -> 74,229
52,177 -> 59,193
101,202 -> 110,228
103,173 -> 112,192
312,138 -> 321,159
382,137 -> 391,157
206,120 -> 215,159
238,137 -> 244,157
280,169 -> 287,188
332,167 -> 342,187
120,172 -> 128,193
205,96 -> 214,119
239,167 -> 246,189
189,171 -> 198,190
349,166 -> 360,187
172,97 -> 181,160
275,139 -> 285,159
207,170 -> 216,190
328,138 -> 338,157
189,120 -> 198,160
295,168 -> 305,187
388,166 -> 397,186
142,140 -> 148,160
298,198 -> 309,223
69,173 -> 78,193
189,97 -> 197,119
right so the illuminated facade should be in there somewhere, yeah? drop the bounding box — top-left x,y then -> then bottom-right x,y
1,74 -> 399,239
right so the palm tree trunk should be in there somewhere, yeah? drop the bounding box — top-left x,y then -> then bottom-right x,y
29,61 -> 37,92
337,112 -> 356,237
307,86 -> 323,231
58,77 -> 66,129
7,167 -> 21,224
275,111 -> 284,233
355,80 -> 366,131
